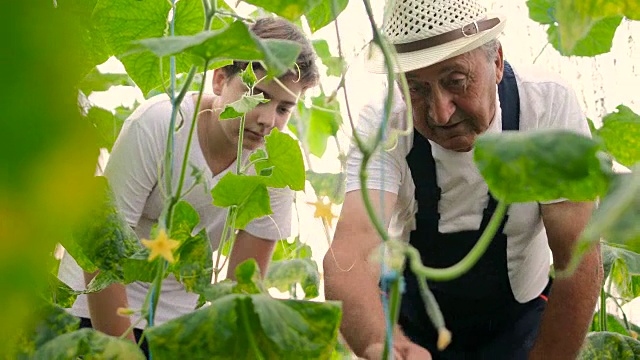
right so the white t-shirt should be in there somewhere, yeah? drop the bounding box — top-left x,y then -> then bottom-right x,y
346,64 -> 591,303
58,92 -> 293,326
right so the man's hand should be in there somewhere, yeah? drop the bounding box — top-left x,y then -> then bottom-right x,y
362,340 -> 432,360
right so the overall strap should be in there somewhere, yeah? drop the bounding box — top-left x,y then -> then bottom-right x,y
499,61 -> 520,132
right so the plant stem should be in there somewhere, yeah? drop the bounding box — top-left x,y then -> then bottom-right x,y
148,259 -> 167,327
118,316 -> 146,341
600,286 -> 607,331
382,275 -> 402,358
406,200 -> 508,281
214,207 -> 236,283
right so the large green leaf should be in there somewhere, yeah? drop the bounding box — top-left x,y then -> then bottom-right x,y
602,244 -> 640,281
145,294 -> 341,359
306,0 -> 349,33
241,0 -> 324,21
122,250 -> 157,284
168,201 -> 213,293
33,328 -> 145,360
547,16 -> 622,56
61,177 -> 140,276
306,171 -> 346,204
474,129 -> 610,203
289,94 -> 342,158
219,94 -> 269,120
211,173 -> 272,229
255,128 -> 306,190
526,0 -> 556,25
551,0 -> 640,54
266,258 -> 321,299
578,331 -> 640,359
580,170 -> 640,254
259,39 -> 303,79
597,105 -> 640,167
92,0 -> 219,94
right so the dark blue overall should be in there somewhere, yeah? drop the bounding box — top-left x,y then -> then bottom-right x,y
398,62 -> 551,359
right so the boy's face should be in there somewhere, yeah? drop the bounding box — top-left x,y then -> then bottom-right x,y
404,46 -> 504,152
213,69 -> 303,150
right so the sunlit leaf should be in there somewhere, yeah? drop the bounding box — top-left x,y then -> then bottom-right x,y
526,0 -> 556,25
46,275 -> 78,309
552,0 -> 640,54
580,170 -> 640,255
240,62 -> 258,89
291,95 -> 342,158
312,39 -> 346,76
271,237 -> 313,262
306,0 -> 349,33
578,332 -> 640,359
597,105 -> 640,167
232,259 -> 265,295
602,244 -> 640,301
474,129 -> 610,203
259,39 -> 302,79
547,16 -> 622,56
306,171 -> 346,204
265,258 -> 320,299
211,173 -> 272,229
145,294 -> 341,359
78,68 -> 134,94
219,94 -> 269,120
241,0 -> 324,21
33,328 -> 145,359
255,128 -> 306,190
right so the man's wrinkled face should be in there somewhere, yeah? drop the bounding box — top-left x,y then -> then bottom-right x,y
404,45 -> 504,152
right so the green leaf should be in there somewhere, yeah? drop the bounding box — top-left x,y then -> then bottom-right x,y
240,62 -> 258,88
597,105 -> 640,167
199,280 -> 235,303
211,173 -> 272,229
602,244 -> 640,302
27,304 -> 80,351
145,294 -> 342,359
312,39 -> 346,77
241,0 -> 324,21
78,68 -> 134,94
232,259 -> 265,295
306,171 -> 346,204
587,117 -> 598,136
306,0 -> 349,33
46,276 -> 78,309
547,16 -> 622,56
168,201 -> 214,292
219,93 -> 269,120
61,177 -> 140,277
92,0 -> 215,94
122,250 -> 156,284
591,312 -> 631,336
32,328 -> 145,360
265,258 -> 320,299
271,237 -> 313,262
85,271 -> 121,294
255,128 -> 306,190
259,39 -> 302,79
526,0 -> 556,25
290,95 -> 342,158
473,129 -> 610,203
578,332 -> 640,359
580,170 -> 640,253
553,0 -> 640,54
86,106 -> 125,150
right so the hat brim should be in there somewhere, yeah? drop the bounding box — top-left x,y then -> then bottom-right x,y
365,14 -> 507,74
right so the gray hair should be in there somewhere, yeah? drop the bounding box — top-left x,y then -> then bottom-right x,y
480,39 -> 500,62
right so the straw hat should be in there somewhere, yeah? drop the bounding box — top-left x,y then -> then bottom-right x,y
366,0 -> 506,73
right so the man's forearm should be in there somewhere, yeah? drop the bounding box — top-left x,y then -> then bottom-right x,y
529,247 -> 602,359
324,258 -> 390,357
84,271 -> 136,342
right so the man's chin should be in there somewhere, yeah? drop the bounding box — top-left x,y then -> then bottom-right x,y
436,136 -> 475,152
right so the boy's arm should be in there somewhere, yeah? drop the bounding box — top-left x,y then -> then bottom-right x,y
84,271 -> 137,342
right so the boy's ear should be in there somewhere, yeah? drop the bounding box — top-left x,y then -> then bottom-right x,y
212,69 -> 227,96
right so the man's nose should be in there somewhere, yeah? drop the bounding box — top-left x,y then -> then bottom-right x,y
256,104 -> 277,130
429,89 -> 456,126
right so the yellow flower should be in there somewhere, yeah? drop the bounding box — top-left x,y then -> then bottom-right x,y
141,229 -> 180,263
306,198 -> 338,227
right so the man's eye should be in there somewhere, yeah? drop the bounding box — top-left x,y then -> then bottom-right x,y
446,77 -> 467,89
278,107 -> 292,115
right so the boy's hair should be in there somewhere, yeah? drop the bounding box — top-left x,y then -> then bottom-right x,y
221,17 -> 319,90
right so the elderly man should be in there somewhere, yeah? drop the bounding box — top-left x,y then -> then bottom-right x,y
323,0 -> 602,359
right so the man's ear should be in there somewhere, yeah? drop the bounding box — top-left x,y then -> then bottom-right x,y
495,43 -> 504,84
212,69 -> 227,96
